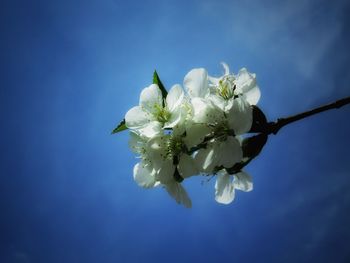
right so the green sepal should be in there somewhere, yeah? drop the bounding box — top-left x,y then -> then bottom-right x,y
153,70 -> 168,103
111,119 -> 128,134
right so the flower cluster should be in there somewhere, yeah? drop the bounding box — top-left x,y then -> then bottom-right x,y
124,63 -> 260,207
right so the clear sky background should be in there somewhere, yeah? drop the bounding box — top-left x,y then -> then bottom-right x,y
1,0 -> 350,262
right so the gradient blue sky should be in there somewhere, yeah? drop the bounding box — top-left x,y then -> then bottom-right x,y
1,0 -> 350,262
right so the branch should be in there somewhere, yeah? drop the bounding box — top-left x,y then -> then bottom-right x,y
265,96 -> 350,135
185,96 -> 350,162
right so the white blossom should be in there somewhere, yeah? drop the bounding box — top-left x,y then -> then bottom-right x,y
129,130 -> 196,208
123,63 -> 260,207
184,65 -> 253,135
147,133 -> 197,183
125,84 -> 186,137
209,62 -> 261,106
215,170 -> 253,204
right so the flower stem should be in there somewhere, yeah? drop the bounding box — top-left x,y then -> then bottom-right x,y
187,133 -> 217,154
265,96 -> 350,135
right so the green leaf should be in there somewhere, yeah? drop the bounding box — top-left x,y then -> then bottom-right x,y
111,119 -> 128,134
153,70 -> 168,101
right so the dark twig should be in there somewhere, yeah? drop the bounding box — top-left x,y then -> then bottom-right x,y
265,96 -> 350,135
187,133 -> 218,154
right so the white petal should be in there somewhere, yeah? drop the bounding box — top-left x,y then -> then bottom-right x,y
133,162 -> 157,188
146,136 -> 176,184
184,122 -> 212,148
146,136 -> 168,169
166,84 -> 184,112
184,68 -> 209,98
215,172 -> 235,204
191,97 -> 211,123
194,145 -> 216,172
218,137 -> 243,168
165,181 -> 192,208
164,106 -> 184,129
128,131 -> 144,153
221,62 -> 230,75
234,171 -> 253,192
243,86 -> 261,105
208,94 -> 227,111
140,84 -> 163,113
125,106 -> 151,129
191,97 -> 224,124
137,121 -> 162,137
171,118 -> 187,137
227,97 -> 252,135
178,154 -> 198,178
155,159 -> 175,184
235,68 -> 257,94
208,76 -> 220,86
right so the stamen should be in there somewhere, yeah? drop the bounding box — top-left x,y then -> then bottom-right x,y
153,103 -> 171,123
217,75 -> 237,100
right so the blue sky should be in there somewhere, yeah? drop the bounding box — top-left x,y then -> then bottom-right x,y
1,0 -> 350,262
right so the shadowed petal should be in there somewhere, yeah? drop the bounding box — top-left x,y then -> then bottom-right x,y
133,162 -> 158,188
147,136 -> 168,169
194,146 -> 216,172
156,160 -> 175,184
165,181 -> 192,208
184,122 -> 212,149
219,137 -> 243,168
215,172 -> 235,204
128,131 -> 144,154
234,171 -> 253,192
178,154 -> 198,178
